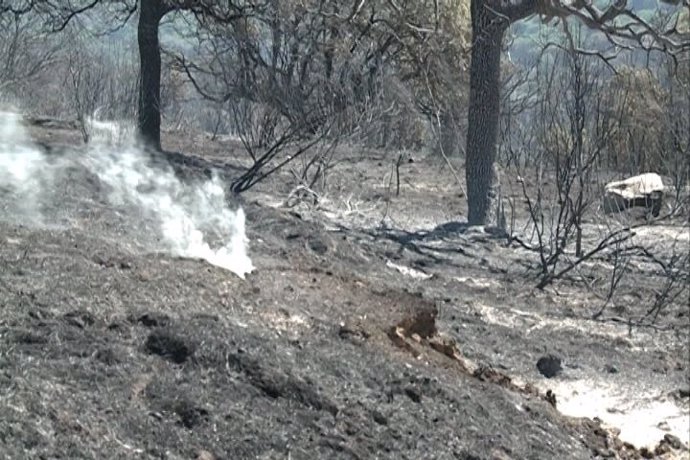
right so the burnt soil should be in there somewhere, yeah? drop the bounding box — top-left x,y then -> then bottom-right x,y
0,121 -> 688,459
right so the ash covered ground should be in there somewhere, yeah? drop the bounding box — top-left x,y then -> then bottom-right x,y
0,114 -> 688,459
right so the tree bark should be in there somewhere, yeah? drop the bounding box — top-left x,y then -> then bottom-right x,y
137,0 -> 165,151
465,0 -> 508,225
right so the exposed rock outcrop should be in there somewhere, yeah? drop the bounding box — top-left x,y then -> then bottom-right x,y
603,173 -> 664,217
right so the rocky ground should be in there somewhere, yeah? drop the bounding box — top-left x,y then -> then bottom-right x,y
0,117 -> 688,459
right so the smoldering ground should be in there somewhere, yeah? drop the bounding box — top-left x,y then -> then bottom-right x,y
0,110 -> 688,459
0,110 -> 253,278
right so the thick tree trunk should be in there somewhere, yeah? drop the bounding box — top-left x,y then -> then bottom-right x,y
137,0 -> 165,150
465,1 -> 507,225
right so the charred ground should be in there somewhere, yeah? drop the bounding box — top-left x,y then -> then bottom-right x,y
0,121 -> 688,459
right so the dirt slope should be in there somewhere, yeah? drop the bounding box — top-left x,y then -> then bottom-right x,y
0,122 -> 688,460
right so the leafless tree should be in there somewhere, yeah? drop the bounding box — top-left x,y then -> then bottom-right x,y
2,0 -> 268,150
659,54 -> 690,215
171,1 -> 398,192
54,29 -> 138,142
63,35 -> 105,142
464,0 -> 689,226
508,35 -> 623,287
503,33 -> 689,325
0,13 -> 59,98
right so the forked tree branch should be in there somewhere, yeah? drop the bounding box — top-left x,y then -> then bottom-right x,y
560,3 -> 687,51
488,0 -> 689,53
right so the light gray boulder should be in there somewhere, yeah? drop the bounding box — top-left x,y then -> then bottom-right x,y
603,173 -> 664,217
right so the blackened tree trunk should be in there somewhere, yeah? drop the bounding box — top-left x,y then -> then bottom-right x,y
138,0 -> 166,150
465,1 -> 508,225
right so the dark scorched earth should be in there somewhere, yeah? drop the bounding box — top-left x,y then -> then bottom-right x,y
0,121 -> 688,459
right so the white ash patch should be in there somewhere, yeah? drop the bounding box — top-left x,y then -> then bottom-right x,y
535,378 -> 689,450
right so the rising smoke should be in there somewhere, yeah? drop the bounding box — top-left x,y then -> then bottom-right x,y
0,110 -> 254,278
0,111 -> 53,224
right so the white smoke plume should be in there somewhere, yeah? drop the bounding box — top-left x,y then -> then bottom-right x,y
0,110 -> 254,278
0,111 -> 54,224
85,116 -> 135,145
